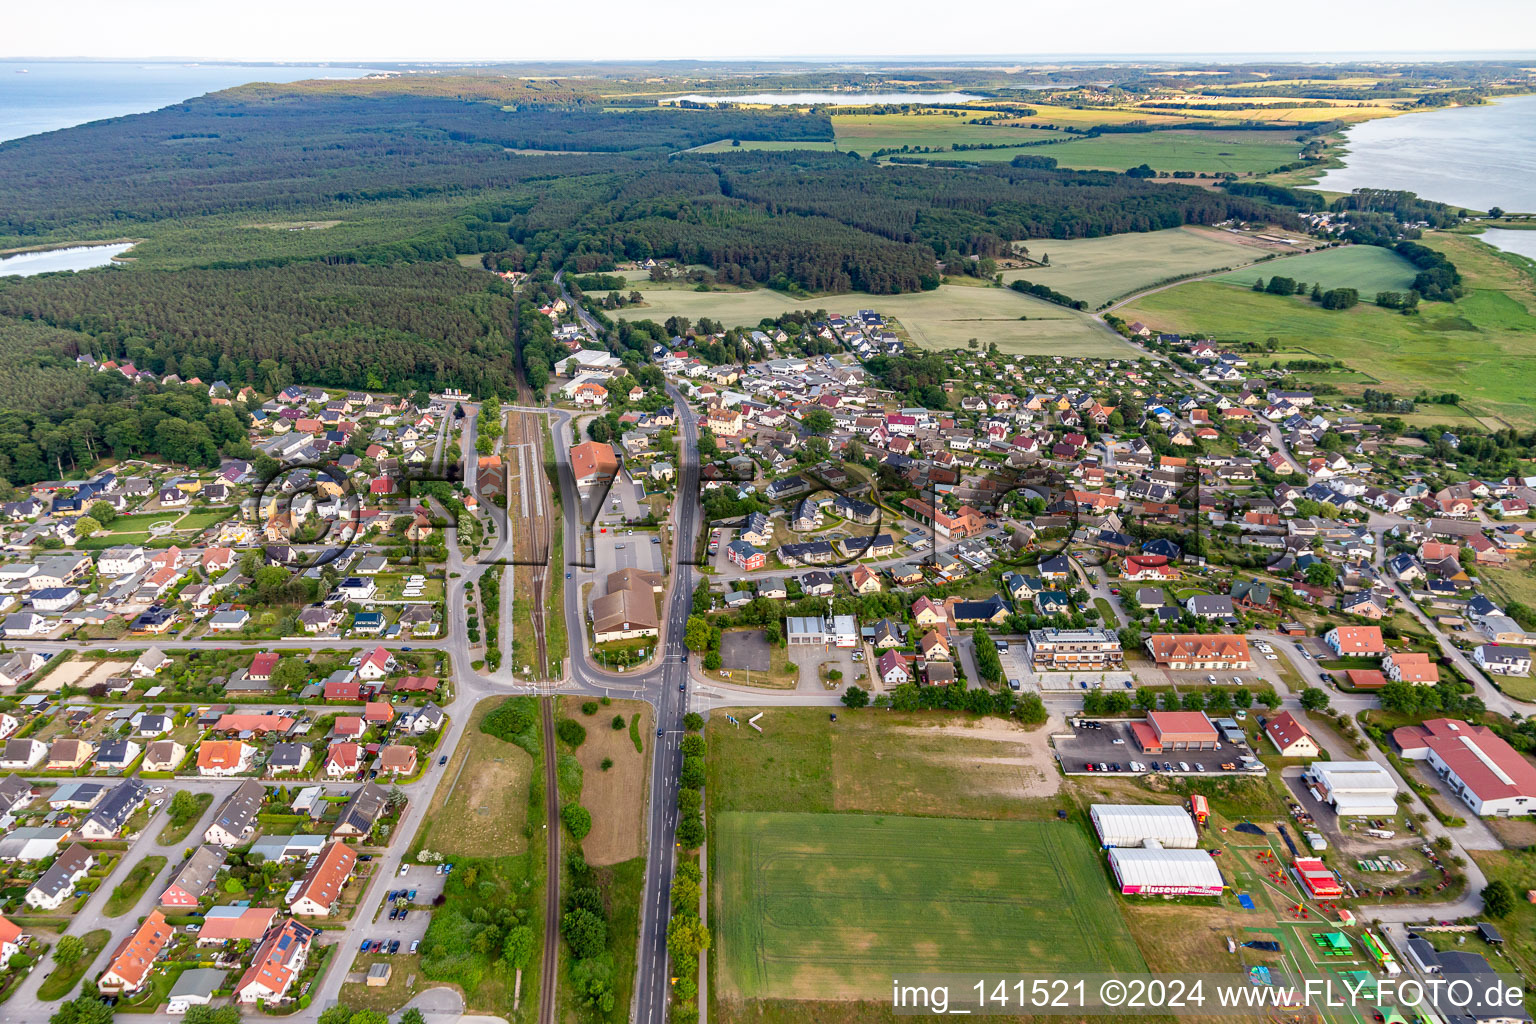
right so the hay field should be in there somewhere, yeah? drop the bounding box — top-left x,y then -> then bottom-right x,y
1001,227 -> 1258,307
1213,244 -> 1419,294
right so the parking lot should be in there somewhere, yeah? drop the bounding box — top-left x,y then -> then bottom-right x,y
359,862 -> 447,953
720,629 -> 771,671
1054,718 -> 1264,777
784,642 -> 865,691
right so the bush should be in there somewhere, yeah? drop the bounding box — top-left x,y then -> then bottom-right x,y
600,757 -> 614,771
562,803 -> 592,840
482,697 -> 537,742
683,712 -> 704,731
580,701 -> 599,716
611,715 -> 626,730
556,718 -> 587,749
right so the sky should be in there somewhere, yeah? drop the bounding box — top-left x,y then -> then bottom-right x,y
8,0 -> 1536,63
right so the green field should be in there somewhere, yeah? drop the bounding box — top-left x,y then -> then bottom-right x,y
1001,227 -> 1257,307
616,283 -> 1131,356
1038,129 -> 1302,174
714,812 -> 1143,1000
1119,233 -> 1536,428
1214,245 -> 1419,294
689,139 -> 839,153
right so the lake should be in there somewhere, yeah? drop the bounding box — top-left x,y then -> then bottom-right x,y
1316,94 -> 1536,214
0,61 -> 374,142
0,243 -> 134,277
664,91 -> 981,106
1477,229 -> 1536,262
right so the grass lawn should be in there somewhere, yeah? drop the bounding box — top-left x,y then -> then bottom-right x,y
36,928 -> 109,1000
172,509 -> 234,532
1466,849 -> 1536,978
617,283 -> 1128,356
1039,129 -> 1302,175
707,708 -> 1060,820
410,698 -> 533,859
339,953 -> 423,1013
1000,227 -> 1258,307
713,811 -> 1143,1000
156,792 -> 213,845
689,139 -> 839,154
1213,245 -> 1419,295
105,855 -> 166,917
1119,233 -> 1536,428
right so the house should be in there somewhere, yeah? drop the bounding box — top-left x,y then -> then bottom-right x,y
159,845 -> 227,908
1475,645 -> 1532,677
299,607 -> 341,633
0,916 -> 22,970
237,918 -> 317,1004
197,740 -> 256,777
378,745 -> 417,776
45,738 -> 95,771
325,743 -> 362,779
98,909 -> 172,994
333,781 -> 391,837
25,843 -> 95,910
96,738 -> 141,772
248,652 -> 281,681
917,629 -> 951,661
911,596 -> 946,628
77,779 -> 148,839
876,650 -> 910,685
197,906 -> 278,946
3,612 -> 50,638
1264,711 -> 1321,758
399,702 -> 446,735
1395,718 -> 1536,817
1383,650 -> 1440,685
1185,595 -> 1236,621
130,647 -> 171,678
269,743 -> 311,774
1144,634 -> 1252,670
290,842 -> 357,915
204,780 -> 267,847
143,740 -> 187,773
0,775 -> 33,813
1323,625 -> 1386,657
356,646 -> 396,680
592,573 -> 661,643
213,714 -> 295,735
167,967 -> 228,1014
726,540 -> 766,571
0,738 -> 46,771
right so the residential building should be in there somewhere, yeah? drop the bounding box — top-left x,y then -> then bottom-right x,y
1475,645 -> 1532,677
289,842 -> 357,915
159,846 -> 227,908
204,780 -> 266,847
99,910 -> 173,994
1263,711 -> 1320,758
1144,634 -> 1251,671
25,844 -> 94,910
237,918 -> 316,1004
1026,628 -> 1124,672
1324,625 -> 1386,657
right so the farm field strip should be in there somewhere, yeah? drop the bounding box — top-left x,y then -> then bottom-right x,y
714,811 -> 1143,1001
1212,244 -> 1420,294
1000,227 -> 1259,307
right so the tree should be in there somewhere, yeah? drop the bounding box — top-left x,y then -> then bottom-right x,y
1303,562 -> 1337,588
169,789 -> 198,821
680,755 -> 705,789
683,712 -> 704,731
73,514 -> 102,538
318,1006 -> 355,1024
50,996 -> 115,1024
702,651 -> 721,671
800,409 -> 834,435
841,685 -> 870,708
1482,879 -> 1514,918
562,803 -> 592,840
562,908 -> 607,959
87,500 -> 117,525
502,925 -> 535,968
667,914 -> 711,964
683,615 -> 710,652
399,1012 -> 428,1024
52,933 -> 84,966
1299,687 -> 1330,712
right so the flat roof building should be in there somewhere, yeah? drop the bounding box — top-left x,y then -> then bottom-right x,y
1090,804 -> 1198,849
1108,848 -> 1223,897
1307,761 -> 1399,816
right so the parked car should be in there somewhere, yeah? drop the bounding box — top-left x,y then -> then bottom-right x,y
361,940 -> 371,953
389,940 -> 401,954
409,940 -> 420,954
1178,761 -> 1191,772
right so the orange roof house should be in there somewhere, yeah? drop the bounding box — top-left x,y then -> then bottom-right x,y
99,910 -> 172,993
1385,651 -> 1440,684
289,842 -> 356,916
196,740 -> 254,776
1324,626 -> 1386,657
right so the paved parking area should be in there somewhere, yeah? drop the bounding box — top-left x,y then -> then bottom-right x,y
720,630 -> 771,671
784,644 -> 858,691
1055,719 -> 1263,777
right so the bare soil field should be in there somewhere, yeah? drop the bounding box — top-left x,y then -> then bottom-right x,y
561,696 -> 651,865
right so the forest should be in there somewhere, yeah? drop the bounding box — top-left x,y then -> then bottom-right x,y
0,92 -> 831,239
0,262 -> 521,398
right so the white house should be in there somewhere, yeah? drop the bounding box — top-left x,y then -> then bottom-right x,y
1475,644 -> 1532,677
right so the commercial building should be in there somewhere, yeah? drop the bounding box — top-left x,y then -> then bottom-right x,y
591,570 -> 662,644
1089,804 -> 1198,849
1394,718 -> 1536,817
1107,848 -> 1223,896
1131,711 -> 1218,754
1026,628 -> 1124,671
1306,761 -> 1399,816
1293,857 -> 1343,899
786,615 -> 828,646
570,441 -> 620,490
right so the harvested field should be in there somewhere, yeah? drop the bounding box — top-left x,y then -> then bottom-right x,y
411,698 -> 532,859
561,697 -> 651,866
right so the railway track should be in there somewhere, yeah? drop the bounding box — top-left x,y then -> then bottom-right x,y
506,401 -> 553,676
538,696 -> 561,1024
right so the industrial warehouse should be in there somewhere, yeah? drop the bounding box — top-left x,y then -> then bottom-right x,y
1107,848 -> 1225,897
1090,804 -> 1199,849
